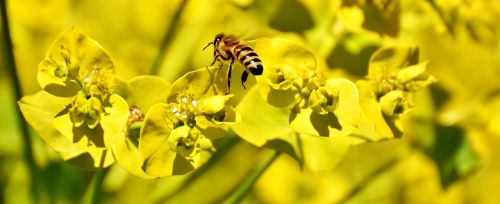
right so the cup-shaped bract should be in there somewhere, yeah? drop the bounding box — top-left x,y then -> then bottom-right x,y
38,27 -> 115,98
253,37 -> 316,108
290,78 -> 361,138
138,67 -> 239,177
19,27 -> 130,169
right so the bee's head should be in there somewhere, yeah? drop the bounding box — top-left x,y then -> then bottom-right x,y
203,33 -> 225,51
214,33 -> 224,47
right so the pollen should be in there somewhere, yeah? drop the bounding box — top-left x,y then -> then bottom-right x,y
83,76 -> 92,84
171,93 -> 199,123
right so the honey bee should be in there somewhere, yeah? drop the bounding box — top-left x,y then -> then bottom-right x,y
203,33 -> 263,93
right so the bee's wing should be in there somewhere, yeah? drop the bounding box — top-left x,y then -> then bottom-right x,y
242,39 -> 257,48
239,32 -> 273,47
246,35 -> 317,72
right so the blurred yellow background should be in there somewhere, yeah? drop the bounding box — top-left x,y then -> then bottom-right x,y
1,0 -> 500,203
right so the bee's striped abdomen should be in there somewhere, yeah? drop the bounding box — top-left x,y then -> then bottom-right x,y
234,44 -> 263,76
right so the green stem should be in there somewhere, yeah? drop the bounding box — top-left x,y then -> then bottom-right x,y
1,1 -> 40,203
90,150 -> 109,204
90,168 -> 108,204
426,0 -> 455,35
149,0 -> 190,75
223,151 -> 281,204
337,156 -> 400,203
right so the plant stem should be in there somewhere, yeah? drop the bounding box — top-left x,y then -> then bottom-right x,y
0,1 -> 40,203
223,150 -> 281,204
426,0 -> 455,35
90,168 -> 108,204
149,0 -> 190,75
337,157 -> 400,203
90,150 -> 109,204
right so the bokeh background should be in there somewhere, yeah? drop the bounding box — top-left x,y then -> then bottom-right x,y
2,0 -> 500,203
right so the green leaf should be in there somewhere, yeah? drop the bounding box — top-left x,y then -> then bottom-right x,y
168,66 -> 226,103
232,86 -> 292,146
18,91 -> 114,169
253,37 -> 316,107
198,94 -> 233,115
111,127 -> 156,179
253,36 -> 316,74
138,103 -> 174,164
232,87 -> 301,160
100,94 -> 130,148
300,134 -> 365,172
356,80 -> 400,139
110,77 -> 132,102
108,76 -> 171,179
127,75 -> 171,112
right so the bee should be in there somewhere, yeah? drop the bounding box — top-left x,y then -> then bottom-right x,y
203,33 -> 263,93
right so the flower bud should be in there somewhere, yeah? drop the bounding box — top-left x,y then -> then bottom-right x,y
69,92 -> 104,128
308,87 -> 339,114
380,90 -> 412,116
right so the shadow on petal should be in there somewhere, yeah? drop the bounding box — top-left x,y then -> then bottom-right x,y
310,112 -> 342,137
72,125 -> 105,147
172,155 -> 195,175
43,80 -> 81,97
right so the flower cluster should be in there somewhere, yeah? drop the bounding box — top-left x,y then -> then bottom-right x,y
19,28 -> 435,177
366,45 -> 436,117
135,66 -> 238,177
251,38 -> 361,139
232,38 -> 436,171
19,28 -> 237,176
20,27 -> 129,168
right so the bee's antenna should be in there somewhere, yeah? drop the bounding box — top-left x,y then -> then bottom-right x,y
203,42 -> 214,51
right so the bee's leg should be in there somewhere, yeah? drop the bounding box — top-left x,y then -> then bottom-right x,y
219,53 -> 231,60
210,54 -> 220,66
207,54 -> 219,78
226,59 -> 234,94
217,58 -> 224,67
241,71 -> 248,90
215,51 -> 225,67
